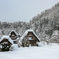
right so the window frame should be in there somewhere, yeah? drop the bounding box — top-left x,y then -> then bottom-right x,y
13,41 -> 17,44
28,36 -> 33,40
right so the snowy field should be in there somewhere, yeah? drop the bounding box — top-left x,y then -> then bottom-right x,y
0,43 -> 59,59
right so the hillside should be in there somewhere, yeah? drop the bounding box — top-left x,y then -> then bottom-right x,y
0,3 -> 59,42
28,2 -> 59,41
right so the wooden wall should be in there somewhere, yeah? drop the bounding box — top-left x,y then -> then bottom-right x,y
22,32 -> 39,47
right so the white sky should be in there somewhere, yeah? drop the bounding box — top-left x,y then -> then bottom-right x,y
0,0 -> 59,22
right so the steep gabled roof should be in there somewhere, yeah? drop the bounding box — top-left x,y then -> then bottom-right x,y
19,29 -> 40,45
9,30 -> 21,36
0,35 -> 13,44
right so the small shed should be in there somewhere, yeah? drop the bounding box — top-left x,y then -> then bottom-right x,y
0,35 -> 13,51
19,29 -> 40,47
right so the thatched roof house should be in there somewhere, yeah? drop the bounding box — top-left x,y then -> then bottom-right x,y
19,29 -> 40,47
0,35 -> 14,51
9,30 -> 21,44
0,35 -> 13,45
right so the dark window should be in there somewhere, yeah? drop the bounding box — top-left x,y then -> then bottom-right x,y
13,41 -> 17,44
12,34 -> 15,36
28,36 -> 33,40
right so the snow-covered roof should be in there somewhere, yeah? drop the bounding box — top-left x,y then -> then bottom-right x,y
9,30 -> 18,36
9,30 -> 21,36
19,29 -> 40,45
0,35 -> 13,44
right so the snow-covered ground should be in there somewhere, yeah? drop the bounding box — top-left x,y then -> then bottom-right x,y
0,43 -> 59,59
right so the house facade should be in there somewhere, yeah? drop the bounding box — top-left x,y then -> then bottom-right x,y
0,35 -> 13,51
9,30 -> 21,44
19,29 -> 40,47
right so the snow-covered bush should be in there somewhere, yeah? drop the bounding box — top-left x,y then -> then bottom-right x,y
1,42 -> 11,51
0,43 -> 15,51
36,42 -> 39,46
0,44 -> 2,51
9,45 -> 15,51
18,43 -> 21,47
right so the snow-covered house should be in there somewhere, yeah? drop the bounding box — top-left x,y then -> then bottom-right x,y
0,35 -> 13,45
9,30 -> 21,44
19,29 -> 40,47
0,35 -> 14,51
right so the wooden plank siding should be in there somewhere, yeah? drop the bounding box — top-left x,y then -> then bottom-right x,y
22,32 -> 39,47
9,32 -> 17,40
27,32 -> 39,41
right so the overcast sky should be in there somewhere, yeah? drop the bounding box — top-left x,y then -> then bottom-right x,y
0,0 -> 59,22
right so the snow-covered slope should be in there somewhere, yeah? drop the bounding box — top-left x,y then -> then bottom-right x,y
0,44 -> 59,59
